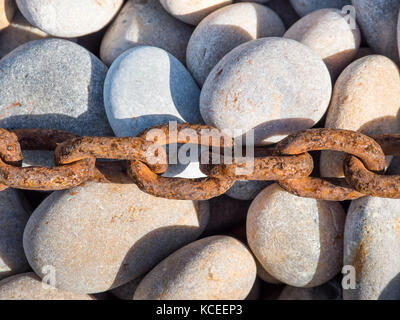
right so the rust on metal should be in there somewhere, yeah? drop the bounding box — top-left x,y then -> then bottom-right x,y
279,177 -> 365,201
138,123 -> 234,149
0,157 -> 95,191
276,128 -> 386,172
200,152 -> 314,181
128,159 -> 235,200
12,128 -> 79,150
344,155 -> 400,199
0,128 -> 22,164
55,136 -> 168,174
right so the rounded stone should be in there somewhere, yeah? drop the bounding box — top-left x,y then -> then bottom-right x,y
0,273 -> 94,300
0,189 -> 30,280
226,180 -> 272,201
111,276 -> 142,300
134,236 -> 256,300
247,184 -> 345,287
352,0 -> 400,62
200,37 -> 332,145
23,182 -> 209,294
0,38 -> 112,136
256,260 -> 281,284
344,197 -> 400,300
16,0 -> 123,37
284,8 -> 361,79
289,0 -> 351,17
104,46 -> 202,137
320,55 -> 400,178
187,2 -> 285,86
160,0 -> 232,25
266,0 -> 300,28
0,0 -> 15,30
278,279 -> 342,300
100,0 -> 193,66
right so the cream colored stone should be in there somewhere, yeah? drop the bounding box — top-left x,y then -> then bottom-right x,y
134,236 -> 256,300
247,184 -> 345,287
160,0 -> 232,25
0,273 -> 94,300
284,8 -> 360,79
321,55 -> 400,177
23,182 -> 209,294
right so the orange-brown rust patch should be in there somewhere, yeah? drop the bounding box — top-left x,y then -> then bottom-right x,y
351,241 -> 368,282
394,218 -> 400,238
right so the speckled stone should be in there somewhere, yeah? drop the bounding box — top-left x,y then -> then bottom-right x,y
320,55 -> 400,178
226,180 -> 272,201
279,279 -> 342,300
284,8 -> 361,79
187,2 -> 285,86
0,189 -> 30,280
200,37 -> 332,145
247,184 -> 345,287
256,260 -> 281,284
160,0 -> 232,25
100,0 -> 193,66
289,0 -> 351,17
0,0 -> 15,30
134,236 -> 256,300
111,276 -> 143,300
16,0 -> 123,37
104,46 -> 202,137
0,273 -> 94,300
352,0 -> 400,62
23,182 -> 209,294
344,197 -> 400,300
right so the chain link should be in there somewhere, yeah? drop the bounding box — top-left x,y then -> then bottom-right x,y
0,125 -> 399,201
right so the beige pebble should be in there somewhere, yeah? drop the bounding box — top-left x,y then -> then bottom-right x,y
0,0 -> 14,30
278,279 -> 342,300
247,184 -> 345,287
284,8 -> 360,79
134,236 -> 256,300
23,182 -> 209,294
160,0 -> 232,25
100,0 -> 193,66
256,260 -> 281,285
0,273 -> 94,300
321,55 -> 400,177
187,2 -> 285,85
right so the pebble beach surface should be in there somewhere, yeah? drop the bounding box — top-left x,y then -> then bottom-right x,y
0,0 -> 400,301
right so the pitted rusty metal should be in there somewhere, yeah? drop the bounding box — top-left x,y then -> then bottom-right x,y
0,128 -> 22,164
12,129 -> 79,150
276,128 -> 386,172
128,159 -> 235,200
279,177 -> 365,201
55,136 -> 168,174
344,155 -> 400,199
200,152 -> 314,181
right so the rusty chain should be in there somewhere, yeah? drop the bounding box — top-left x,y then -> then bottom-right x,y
0,124 -> 399,201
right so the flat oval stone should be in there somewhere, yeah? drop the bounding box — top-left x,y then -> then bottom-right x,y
16,0 -> 123,37
226,180 -> 272,201
0,0 -> 15,30
23,182 -> 209,294
284,8 -> 361,79
0,273 -> 94,300
104,46 -> 201,137
289,0 -> 351,17
352,0 -> 400,62
187,2 -> 285,86
200,37 -> 332,145
247,184 -> 345,287
134,236 -> 256,300
160,0 -> 232,25
0,189 -> 30,280
320,55 -> 400,177
100,0 -> 193,66
279,279 -> 342,300
344,197 -> 400,300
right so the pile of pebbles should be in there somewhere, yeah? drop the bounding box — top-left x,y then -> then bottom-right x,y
0,0 -> 400,300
